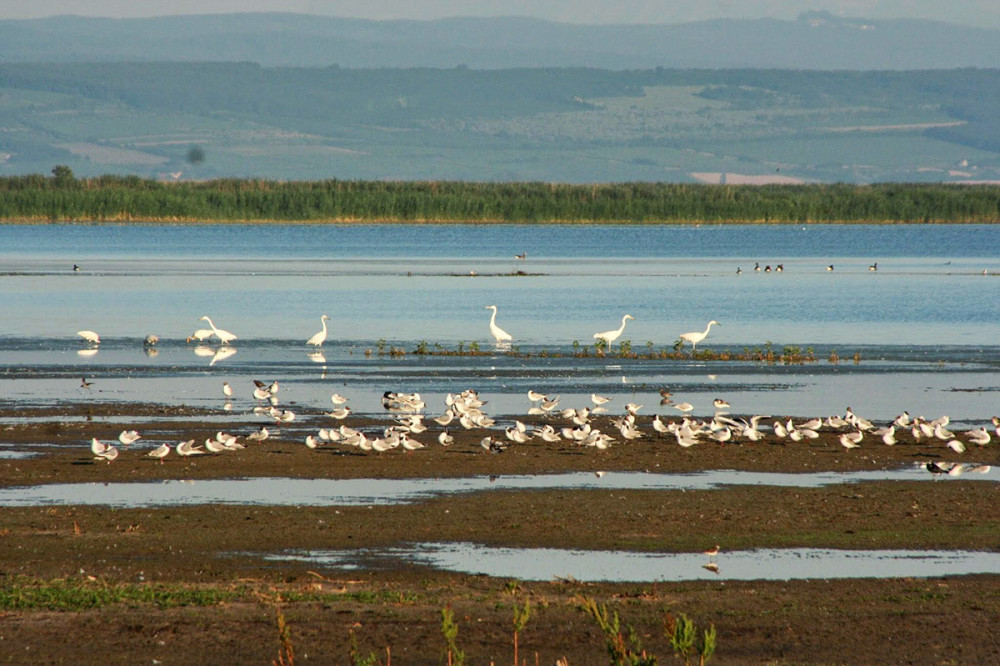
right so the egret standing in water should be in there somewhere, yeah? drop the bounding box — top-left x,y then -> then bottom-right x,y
199,316 -> 237,345
594,314 -> 634,346
307,314 -> 331,347
484,305 -> 513,346
679,320 -> 719,353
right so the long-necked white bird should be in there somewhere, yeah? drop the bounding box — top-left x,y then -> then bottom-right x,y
307,314 -> 331,347
199,316 -> 237,345
77,330 -> 100,345
594,314 -> 634,345
679,320 -> 719,352
484,305 -> 513,345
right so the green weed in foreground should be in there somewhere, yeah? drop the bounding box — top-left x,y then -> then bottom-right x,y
0,578 -> 241,611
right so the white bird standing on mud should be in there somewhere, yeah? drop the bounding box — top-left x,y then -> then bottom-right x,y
307,314 -> 331,347
679,320 -> 719,353
484,305 -> 513,346
594,314 -> 634,345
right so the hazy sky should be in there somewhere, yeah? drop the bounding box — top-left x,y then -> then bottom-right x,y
1,1 -> 997,28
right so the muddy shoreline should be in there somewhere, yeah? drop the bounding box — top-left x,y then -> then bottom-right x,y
1,402 -> 998,663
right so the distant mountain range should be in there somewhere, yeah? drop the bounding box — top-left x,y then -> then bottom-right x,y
1,11 -> 998,70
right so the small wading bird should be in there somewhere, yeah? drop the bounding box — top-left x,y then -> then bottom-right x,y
307,314 -> 331,347
484,305 -> 513,346
514,252 -> 526,260
77,330 -> 100,345
147,443 -> 170,464
593,314 -> 634,346
679,320 -> 719,353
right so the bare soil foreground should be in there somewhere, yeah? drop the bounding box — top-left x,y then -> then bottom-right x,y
1,403 -> 998,664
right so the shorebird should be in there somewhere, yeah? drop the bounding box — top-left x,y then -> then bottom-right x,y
90,438 -> 109,457
143,334 -> 159,347
77,330 -> 100,345
176,439 -> 205,456
147,444 -> 170,463
94,445 -> 119,463
222,382 -> 233,399
328,407 -> 351,420
713,398 -> 730,412
118,430 -> 141,447
527,390 -> 547,403
81,377 -> 93,389
593,314 -> 634,346
591,393 -> 611,408
704,544 -> 720,559
839,433 -> 861,449
826,265 -> 834,271
438,430 -> 454,446
307,314 -> 331,347
672,402 -> 694,416
679,321 -> 719,353
187,328 -> 214,343
484,305 -> 513,346
514,252 -> 526,260
199,316 -> 237,345
330,393 -> 348,405
869,262 -> 878,271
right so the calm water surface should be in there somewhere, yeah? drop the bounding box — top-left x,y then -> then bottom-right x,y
1,223 -> 997,420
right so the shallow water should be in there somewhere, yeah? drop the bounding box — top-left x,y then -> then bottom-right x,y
267,543 -> 1000,581
0,223 -> 998,422
0,467 -> 993,508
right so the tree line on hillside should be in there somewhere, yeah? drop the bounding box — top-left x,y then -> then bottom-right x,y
0,171 -> 997,223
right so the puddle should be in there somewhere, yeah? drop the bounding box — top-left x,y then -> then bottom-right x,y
0,450 -> 39,459
265,543 -> 1000,581
0,466 -> 994,508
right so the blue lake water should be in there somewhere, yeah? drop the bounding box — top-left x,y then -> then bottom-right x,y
0,223 -> 997,422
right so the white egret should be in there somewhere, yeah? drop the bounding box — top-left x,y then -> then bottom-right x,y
199,316 -> 237,345
187,329 -> 214,343
593,314 -> 634,345
679,320 -> 719,353
484,305 -> 513,345
307,314 -> 331,347
77,330 -> 100,345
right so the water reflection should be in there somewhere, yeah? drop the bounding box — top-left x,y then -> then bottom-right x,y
268,543 -> 1000,581
0,467 -> 994,508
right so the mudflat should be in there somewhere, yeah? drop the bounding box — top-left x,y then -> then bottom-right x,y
1,402 -> 998,664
